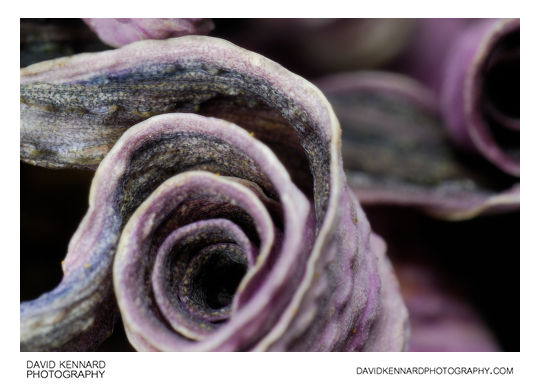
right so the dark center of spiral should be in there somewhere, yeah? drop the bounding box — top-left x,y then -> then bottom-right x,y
195,254 -> 248,310
186,244 -> 249,312
483,29 -> 520,120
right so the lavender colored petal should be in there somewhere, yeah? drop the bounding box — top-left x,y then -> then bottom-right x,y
20,36 -> 408,351
441,18 -> 520,176
395,19 -> 475,93
398,18 -> 519,176
318,71 -> 519,220
83,18 -> 214,48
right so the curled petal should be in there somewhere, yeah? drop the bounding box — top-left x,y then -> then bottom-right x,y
441,18 -> 520,176
398,18 -> 519,176
318,71 -> 519,220
396,19 -> 474,93
112,115 -> 312,351
83,18 -> 214,48
20,37 -> 408,351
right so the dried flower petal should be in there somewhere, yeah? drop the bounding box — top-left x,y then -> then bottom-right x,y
398,18 -> 520,176
441,18 -> 520,176
83,18 -> 214,48
318,71 -> 519,220
20,36 -> 408,351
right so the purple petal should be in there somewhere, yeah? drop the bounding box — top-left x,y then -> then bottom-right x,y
396,19 -> 475,93
441,18 -> 520,176
398,19 -> 520,176
318,71 -> 519,220
20,36 -> 408,351
83,18 -> 214,48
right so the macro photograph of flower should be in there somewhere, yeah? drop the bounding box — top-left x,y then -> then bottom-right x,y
20,17 -> 519,353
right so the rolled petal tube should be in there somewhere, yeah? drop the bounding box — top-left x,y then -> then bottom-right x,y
20,36 -> 408,351
441,19 -> 520,176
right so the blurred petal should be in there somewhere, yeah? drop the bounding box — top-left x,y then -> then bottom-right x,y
318,71 -> 519,220
83,18 -> 214,48
398,19 -> 520,176
441,19 -> 520,176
